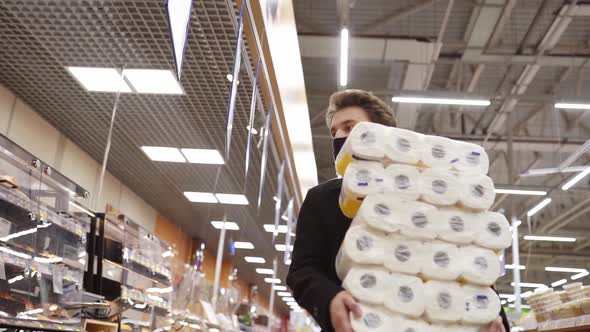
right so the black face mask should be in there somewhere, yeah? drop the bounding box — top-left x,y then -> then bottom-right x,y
332,137 -> 347,161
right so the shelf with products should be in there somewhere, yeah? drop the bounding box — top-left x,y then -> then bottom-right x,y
0,134 -> 90,332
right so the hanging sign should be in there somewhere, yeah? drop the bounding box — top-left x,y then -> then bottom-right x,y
273,161 -> 285,243
166,0 -> 193,79
225,4 -> 245,160
244,60 -> 261,193
257,110 -> 272,210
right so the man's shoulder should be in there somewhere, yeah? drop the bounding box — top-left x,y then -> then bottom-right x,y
306,178 -> 342,199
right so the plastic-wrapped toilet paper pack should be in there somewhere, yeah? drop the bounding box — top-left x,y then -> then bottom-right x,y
452,141 -> 490,175
474,212 -> 512,250
424,280 -> 464,323
397,200 -> 439,240
340,161 -> 389,218
353,193 -> 404,233
420,135 -> 457,169
336,122 -> 386,176
384,273 -> 425,318
335,225 -> 388,280
384,164 -> 422,201
384,234 -> 426,275
350,303 -> 395,332
434,208 -> 476,244
421,242 -> 461,281
462,285 -> 501,325
419,168 -> 460,206
383,127 -> 423,166
343,266 -> 391,304
460,174 -> 496,210
393,315 -> 432,332
460,246 -> 501,286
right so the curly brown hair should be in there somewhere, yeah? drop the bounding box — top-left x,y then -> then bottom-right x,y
326,89 -> 397,129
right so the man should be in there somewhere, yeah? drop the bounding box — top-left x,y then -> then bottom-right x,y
286,89 -> 509,332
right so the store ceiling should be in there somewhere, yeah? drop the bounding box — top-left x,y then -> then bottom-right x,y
0,0 -> 293,313
294,0 -> 590,294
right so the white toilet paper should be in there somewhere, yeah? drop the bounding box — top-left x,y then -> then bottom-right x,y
340,161 -> 389,218
419,168 -> 460,206
350,303 -> 394,332
383,127 -> 423,166
394,315 -> 432,332
474,212 -> 512,250
397,200 -> 439,240
384,273 -> 425,318
335,225 -> 388,280
384,234 -> 426,275
421,241 -> 461,281
335,122 -> 386,176
452,141 -> 490,175
420,135 -> 457,169
343,266 -> 390,305
384,164 -> 422,201
460,246 -> 501,286
424,280 -> 463,323
462,285 -> 501,325
434,208 -> 475,244
353,193 -> 403,233
460,174 -> 496,210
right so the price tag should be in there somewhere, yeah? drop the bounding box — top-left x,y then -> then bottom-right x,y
53,266 -> 64,294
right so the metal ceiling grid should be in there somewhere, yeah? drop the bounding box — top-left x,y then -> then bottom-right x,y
0,0 -> 293,311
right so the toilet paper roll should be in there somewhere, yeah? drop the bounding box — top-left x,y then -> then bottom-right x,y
460,174 -> 496,210
383,127 -> 423,166
353,193 -> 404,233
474,212 -> 512,250
335,225 -> 388,280
350,303 -> 394,332
384,234 -> 426,275
340,161 -> 388,218
421,241 -> 461,281
394,316 -> 431,332
424,280 -> 463,323
434,208 -> 475,244
384,273 -> 425,318
343,266 -> 390,304
384,164 -> 422,201
460,246 -> 501,286
397,200 -> 438,240
419,168 -> 460,206
336,122 -> 386,176
421,135 -> 457,169
452,141 -> 490,175
462,285 -> 501,325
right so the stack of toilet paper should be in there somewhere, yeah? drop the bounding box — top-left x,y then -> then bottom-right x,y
335,123 -> 512,332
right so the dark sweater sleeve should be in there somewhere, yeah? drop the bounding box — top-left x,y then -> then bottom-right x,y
500,304 -> 510,332
287,191 -> 343,331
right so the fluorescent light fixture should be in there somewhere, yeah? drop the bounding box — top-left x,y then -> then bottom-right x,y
246,126 -> 258,135
226,74 -> 233,82
264,224 -> 289,233
520,291 -> 533,298
523,235 -> 576,242
273,286 -> 287,291
499,294 -> 515,299
286,301 -> 297,306
277,292 -> 292,297
264,277 -> 281,284
551,279 -> 568,287
0,246 -> 32,260
505,264 -> 526,270
495,188 -> 547,196
233,241 -> 254,249
123,69 -> 183,94
283,297 -> 295,302
0,228 -> 37,242
527,198 -> 552,217
34,256 -> 63,264
510,282 -> 547,289
183,192 -> 218,203
508,304 -> 531,309
501,300 -> 507,305
147,286 -> 173,294
339,28 -> 348,87
142,146 -> 186,162
7,275 -> 24,284
286,258 -> 292,265
273,196 -> 279,202
282,215 -> 288,221
69,201 -> 96,217
256,268 -> 274,275
392,96 -> 490,106
215,193 -> 248,205
245,256 -> 265,264
571,271 -> 589,280
162,250 -> 174,258
561,167 -> 590,190
522,165 -> 588,177
181,148 -> 224,165
545,267 -> 588,273
210,221 -> 239,231
555,102 -> 590,110
275,244 -> 294,252
67,67 -> 131,93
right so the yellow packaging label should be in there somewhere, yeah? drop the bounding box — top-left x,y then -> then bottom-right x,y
339,190 -> 362,218
335,152 -> 354,177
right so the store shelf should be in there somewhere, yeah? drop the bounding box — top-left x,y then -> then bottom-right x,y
523,315 -> 590,332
